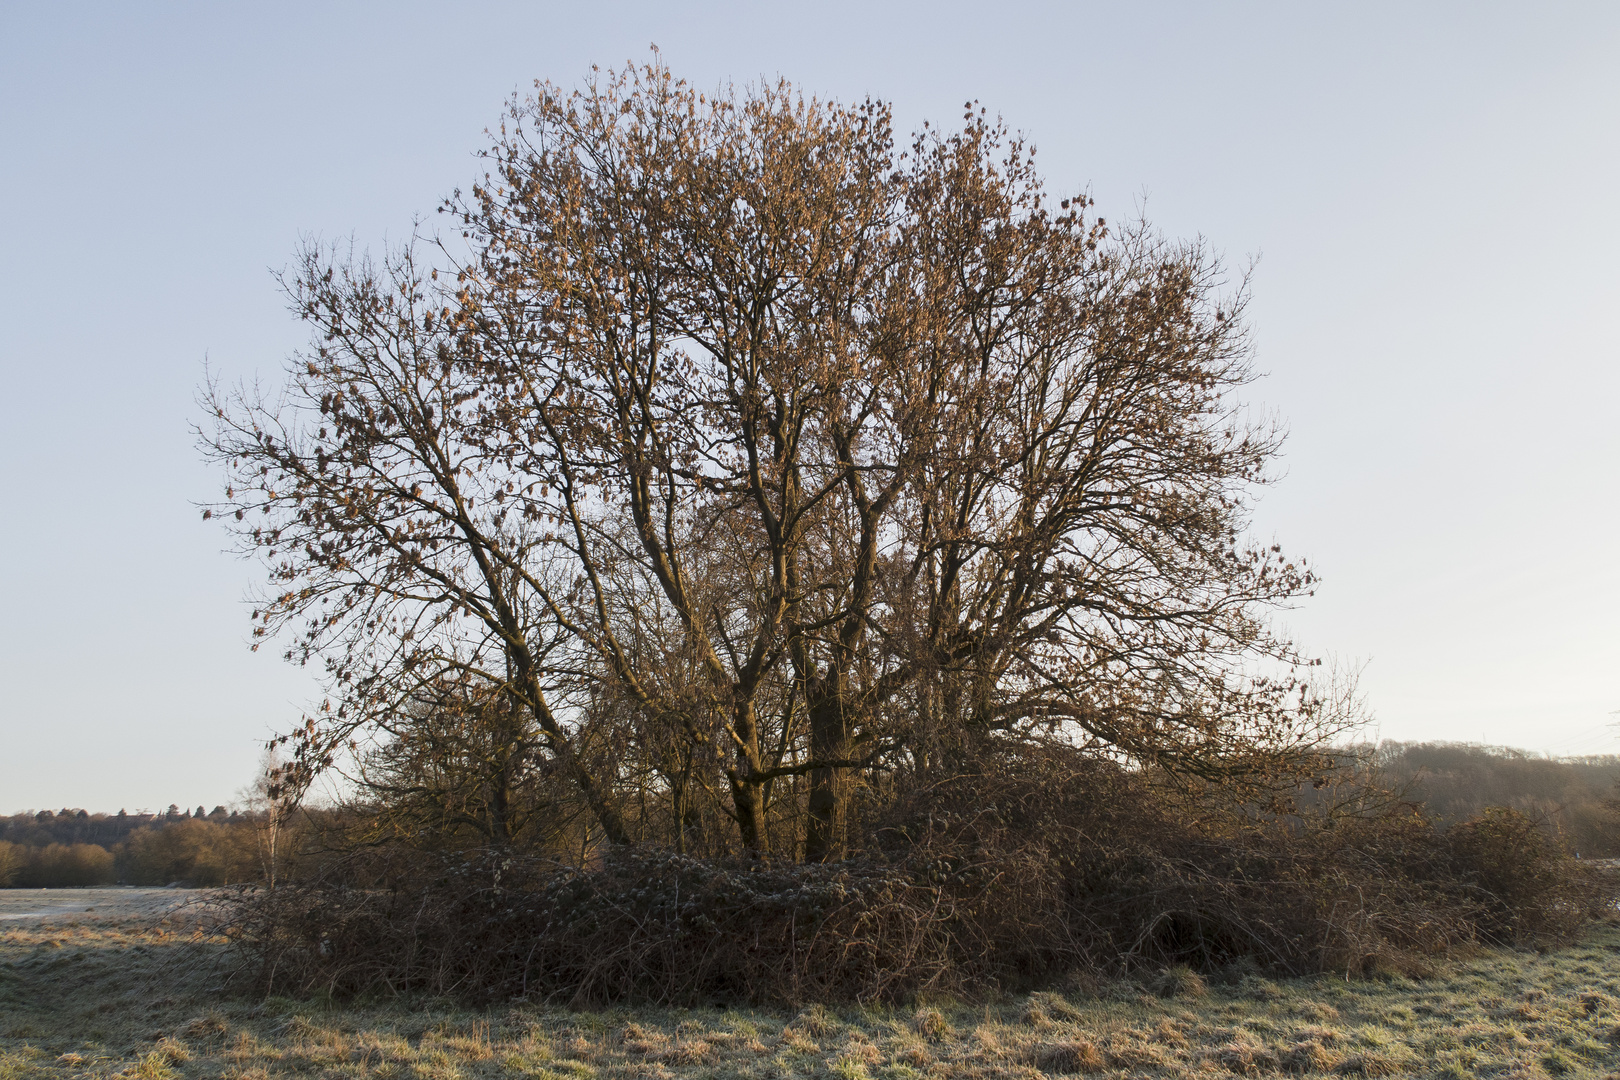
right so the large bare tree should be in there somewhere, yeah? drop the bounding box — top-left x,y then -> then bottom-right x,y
204,61 -> 1329,862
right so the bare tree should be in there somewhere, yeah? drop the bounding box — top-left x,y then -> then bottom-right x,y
204,59 -> 1332,863
357,674 -> 571,849
202,242 -> 632,847
237,746 -> 299,888
861,117 -> 1325,796
449,63 -> 912,855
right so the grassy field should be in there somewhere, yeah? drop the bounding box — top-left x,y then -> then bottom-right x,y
4,889 -> 1620,1079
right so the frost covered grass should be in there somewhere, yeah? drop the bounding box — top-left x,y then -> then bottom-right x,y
6,893 -> 1620,1078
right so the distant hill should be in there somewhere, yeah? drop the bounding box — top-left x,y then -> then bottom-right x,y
1373,741 -> 1620,856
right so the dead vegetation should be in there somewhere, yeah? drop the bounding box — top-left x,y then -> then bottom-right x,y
219,754 -> 1618,1007
8,891 -> 1620,1079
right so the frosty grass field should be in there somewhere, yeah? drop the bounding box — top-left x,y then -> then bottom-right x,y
5,888 -> 1620,1079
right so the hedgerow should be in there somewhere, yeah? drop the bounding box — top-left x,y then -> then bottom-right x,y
224,752 -> 1617,1005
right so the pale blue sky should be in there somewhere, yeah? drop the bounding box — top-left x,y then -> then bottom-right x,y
2,2 -> 1616,811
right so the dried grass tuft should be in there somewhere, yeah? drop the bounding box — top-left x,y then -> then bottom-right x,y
1213,1039 -> 1280,1075
911,1007 -> 952,1042
1335,1051 -> 1408,1076
1149,964 -> 1207,999
1282,1039 -> 1337,1074
1033,1039 -> 1106,1074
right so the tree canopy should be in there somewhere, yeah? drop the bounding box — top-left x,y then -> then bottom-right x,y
202,60 -> 1329,861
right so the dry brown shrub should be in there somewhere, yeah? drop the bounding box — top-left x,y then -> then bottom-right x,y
225,850 -> 1008,1004
219,746 -> 1618,1006
867,746 -> 1613,982
1446,806 -> 1603,944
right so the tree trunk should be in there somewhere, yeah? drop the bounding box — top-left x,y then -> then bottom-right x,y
564,751 -> 631,846
728,696 -> 770,855
489,765 -> 512,845
804,675 -> 851,862
670,752 -> 706,855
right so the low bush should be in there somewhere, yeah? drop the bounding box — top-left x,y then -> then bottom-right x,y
1445,804 -> 1596,942
224,751 -> 1618,1005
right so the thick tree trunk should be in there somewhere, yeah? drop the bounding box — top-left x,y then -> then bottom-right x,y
669,753 -> 706,855
728,696 -> 770,855
804,676 -> 851,862
728,772 -> 768,855
487,699 -> 520,846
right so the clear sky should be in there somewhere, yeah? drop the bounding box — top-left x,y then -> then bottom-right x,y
2,2 -> 1616,813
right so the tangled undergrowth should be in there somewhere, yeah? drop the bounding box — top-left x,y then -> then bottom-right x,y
223,756 -> 1619,1006
9,888 -> 1620,1080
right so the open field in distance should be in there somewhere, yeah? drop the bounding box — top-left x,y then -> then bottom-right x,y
0,888 -> 212,924
5,889 -> 1620,1078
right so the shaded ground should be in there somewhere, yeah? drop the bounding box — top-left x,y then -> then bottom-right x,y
5,891 -> 1620,1078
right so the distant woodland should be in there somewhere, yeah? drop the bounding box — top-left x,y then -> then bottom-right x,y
4,742 -> 1617,890
0,805 -> 268,888
1374,742 -> 1620,857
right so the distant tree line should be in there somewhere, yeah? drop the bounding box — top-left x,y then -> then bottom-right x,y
7,740 -> 1613,892
0,805 -> 241,849
1373,742 -> 1620,857
0,806 -> 278,888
